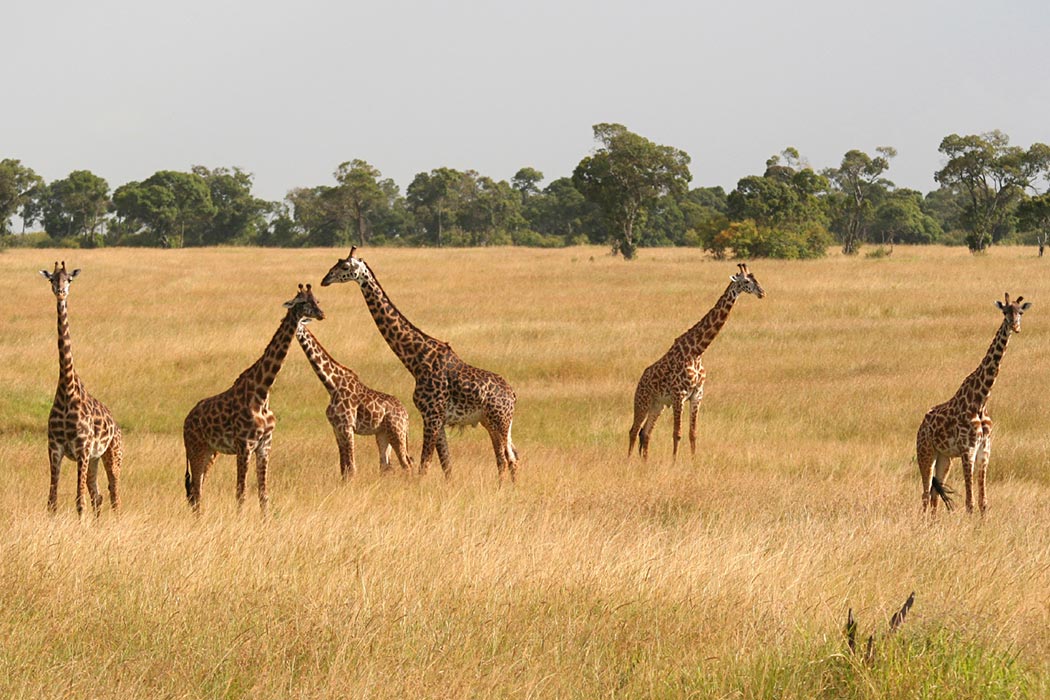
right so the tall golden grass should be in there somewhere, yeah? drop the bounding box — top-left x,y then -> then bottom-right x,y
1,245 -> 1048,698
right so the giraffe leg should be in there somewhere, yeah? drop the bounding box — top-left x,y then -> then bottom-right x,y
184,430 -> 215,513
419,420 -> 439,476
628,397 -> 647,458
87,457 -> 103,517
75,454 -> 90,519
255,435 -> 272,515
961,448 -> 977,514
343,430 -> 358,479
688,393 -> 702,456
330,420 -> 352,480
102,431 -> 122,511
376,432 -> 394,473
931,455 -> 952,513
917,424 -> 936,513
436,427 -> 452,478
483,418 -> 510,483
235,445 -> 251,508
976,418 -> 992,515
46,440 -> 63,514
638,405 -> 664,461
671,400 -> 685,462
386,420 -> 414,471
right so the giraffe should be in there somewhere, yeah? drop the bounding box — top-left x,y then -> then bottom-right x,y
320,248 -> 519,481
916,293 -> 1031,515
295,323 -> 415,479
629,263 -> 765,460
40,261 -> 123,517
183,284 -> 324,514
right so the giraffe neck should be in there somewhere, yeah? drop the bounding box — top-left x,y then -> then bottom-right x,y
296,325 -> 349,396
357,264 -> 441,377
675,282 -> 740,356
952,318 -> 1011,411
55,297 -> 82,399
235,311 -> 299,398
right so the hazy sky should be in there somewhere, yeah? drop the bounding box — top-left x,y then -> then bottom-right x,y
4,0 -> 1049,202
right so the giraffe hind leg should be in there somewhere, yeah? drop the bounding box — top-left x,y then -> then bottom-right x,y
931,455 -> 954,512
917,431 -> 936,513
102,430 -> 122,511
87,456 -> 103,517
47,441 -> 63,514
976,418 -> 992,514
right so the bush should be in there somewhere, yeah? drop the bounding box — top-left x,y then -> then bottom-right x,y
708,219 -> 830,259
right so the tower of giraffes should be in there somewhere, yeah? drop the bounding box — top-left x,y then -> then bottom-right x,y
320,248 -> 519,481
629,263 -> 765,460
39,261 -> 123,517
182,284 -> 324,514
916,293 -> 1031,514
295,322 -> 414,478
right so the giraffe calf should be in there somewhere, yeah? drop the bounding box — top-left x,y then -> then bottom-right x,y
296,325 -> 414,478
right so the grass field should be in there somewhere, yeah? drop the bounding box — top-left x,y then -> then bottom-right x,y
1,245 -> 1048,699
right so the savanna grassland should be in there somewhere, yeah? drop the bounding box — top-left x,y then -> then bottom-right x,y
1,245 -> 1048,699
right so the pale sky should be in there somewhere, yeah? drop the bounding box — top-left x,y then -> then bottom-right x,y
4,0 -> 1049,203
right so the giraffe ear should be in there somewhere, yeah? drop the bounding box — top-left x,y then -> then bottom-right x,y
70,269 -> 81,279
39,270 -> 53,280
1021,302 -> 1032,311
995,301 -> 1006,310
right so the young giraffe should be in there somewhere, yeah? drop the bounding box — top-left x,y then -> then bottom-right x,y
629,263 -> 765,460
321,248 -> 519,481
40,261 -> 123,517
916,293 -> 1031,515
295,323 -> 414,479
183,284 -> 324,514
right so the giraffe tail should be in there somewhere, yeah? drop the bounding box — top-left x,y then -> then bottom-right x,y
931,476 -> 954,511
184,460 -> 193,503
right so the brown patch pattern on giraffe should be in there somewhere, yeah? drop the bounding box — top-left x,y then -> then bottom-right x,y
40,261 -> 123,517
629,263 -> 765,460
296,324 -> 414,478
321,249 -> 518,482
183,284 -> 324,514
916,293 -> 1031,515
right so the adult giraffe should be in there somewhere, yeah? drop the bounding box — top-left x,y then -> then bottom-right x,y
321,248 -> 518,482
40,261 -> 123,517
916,293 -> 1031,514
629,263 -> 765,460
183,284 -> 324,514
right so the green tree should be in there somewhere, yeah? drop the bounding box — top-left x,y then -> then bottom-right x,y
0,159 -> 44,234
522,177 -> 600,244
824,147 -> 896,254
934,131 -> 1050,252
406,168 -> 464,245
111,170 -> 215,246
870,189 -> 942,245
922,185 -> 967,238
727,149 -> 829,230
334,159 -> 385,246
1017,193 -> 1050,254
511,167 -> 544,201
41,170 -> 110,244
192,166 -> 269,245
572,123 -> 692,259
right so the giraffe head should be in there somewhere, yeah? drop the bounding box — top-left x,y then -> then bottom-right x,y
320,246 -> 370,287
729,263 -> 765,299
284,283 -> 326,325
995,293 -> 1031,333
39,261 -> 81,300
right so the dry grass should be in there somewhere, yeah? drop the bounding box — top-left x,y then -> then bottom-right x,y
1,245 -> 1048,698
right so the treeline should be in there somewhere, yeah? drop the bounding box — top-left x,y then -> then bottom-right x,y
3,126 -> 1049,258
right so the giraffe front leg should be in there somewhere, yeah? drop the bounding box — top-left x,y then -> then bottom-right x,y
688,392 -> 703,457
961,449 -> 976,514
87,457 -> 102,517
75,455 -> 90,519
418,419 -> 441,476
436,426 -> 452,478
671,400 -> 685,462
255,435 -> 272,515
235,445 -> 251,509
46,441 -> 62,514
976,419 -> 992,515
